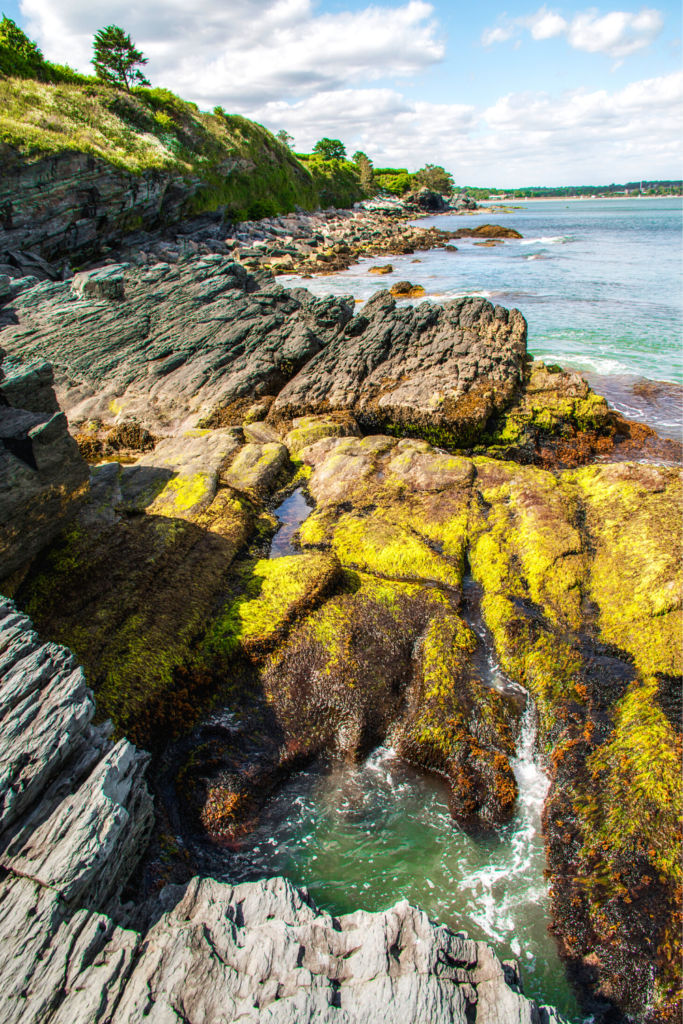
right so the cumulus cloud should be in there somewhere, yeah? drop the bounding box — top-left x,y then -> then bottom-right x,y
21,0 -> 445,107
481,5 -> 664,59
567,7 -> 663,58
251,71 -> 682,182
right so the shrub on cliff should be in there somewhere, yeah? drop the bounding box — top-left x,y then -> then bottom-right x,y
373,167 -> 414,195
0,16 -> 89,84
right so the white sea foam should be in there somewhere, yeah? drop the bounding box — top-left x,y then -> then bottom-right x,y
519,235 -> 573,245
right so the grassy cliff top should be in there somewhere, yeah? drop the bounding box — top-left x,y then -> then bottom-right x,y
0,75 -> 364,219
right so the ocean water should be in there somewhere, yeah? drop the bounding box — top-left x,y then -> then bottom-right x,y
281,197 -> 683,439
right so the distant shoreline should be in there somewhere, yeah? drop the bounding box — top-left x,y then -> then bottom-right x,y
480,195 -> 681,204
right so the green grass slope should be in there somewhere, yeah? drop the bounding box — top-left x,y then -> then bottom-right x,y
0,12 -> 365,223
0,75 -> 366,220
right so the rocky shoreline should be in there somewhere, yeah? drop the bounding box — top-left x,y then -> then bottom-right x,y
0,595 -> 565,1024
1,222 -> 681,1023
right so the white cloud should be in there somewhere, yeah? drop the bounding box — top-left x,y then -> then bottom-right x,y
21,0 -> 445,108
567,7 -> 663,57
525,7 -> 568,39
481,23 -> 517,46
481,5 -> 664,59
16,0 -> 681,183
253,71 -> 682,182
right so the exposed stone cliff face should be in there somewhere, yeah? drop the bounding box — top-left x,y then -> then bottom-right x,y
0,596 -> 566,1024
0,147 -> 202,262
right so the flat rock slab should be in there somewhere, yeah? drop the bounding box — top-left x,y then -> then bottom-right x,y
0,259 -> 354,432
121,427 -> 242,518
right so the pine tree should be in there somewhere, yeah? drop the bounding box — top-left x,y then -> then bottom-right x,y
91,25 -> 150,90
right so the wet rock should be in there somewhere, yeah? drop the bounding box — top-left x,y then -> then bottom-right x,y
272,292 -> 528,445
284,413 -> 362,455
13,440 -> 253,746
450,224 -> 523,240
390,280 -> 425,298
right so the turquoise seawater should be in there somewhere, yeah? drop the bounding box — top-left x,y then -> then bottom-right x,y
282,197 -> 683,438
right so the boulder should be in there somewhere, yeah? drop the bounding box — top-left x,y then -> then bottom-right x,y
0,354 -> 89,582
272,292 -> 528,445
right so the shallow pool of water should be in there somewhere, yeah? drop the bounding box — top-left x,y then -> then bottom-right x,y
269,487 -> 313,557
218,711 -> 583,1019
237,493 -> 587,1016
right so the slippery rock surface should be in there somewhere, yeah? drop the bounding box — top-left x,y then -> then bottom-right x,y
0,255 -> 527,443
0,599 -> 566,1024
0,355 -> 89,581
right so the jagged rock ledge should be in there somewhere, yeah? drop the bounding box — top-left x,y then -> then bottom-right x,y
0,596 -> 565,1024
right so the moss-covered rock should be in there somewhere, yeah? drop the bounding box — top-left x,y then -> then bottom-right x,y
395,610 -> 519,825
484,362 -> 613,465
220,442 -> 290,495
284,414 -> 361,455
200,551 -> 342,662
570,462 -> 682,677
16,487 -> 253,748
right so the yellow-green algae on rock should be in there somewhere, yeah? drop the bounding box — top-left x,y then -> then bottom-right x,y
395,610 -> 518,824
290,435 -> 681,1018
200,551 -> 341,662
570,462 -> 682,677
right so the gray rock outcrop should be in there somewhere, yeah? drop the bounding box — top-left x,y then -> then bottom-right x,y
0,354 -> 89,581
0,596 -> 567,1023
0,255 -> 526,444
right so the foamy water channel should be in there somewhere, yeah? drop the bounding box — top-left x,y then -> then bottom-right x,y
228,526 -> 585,1017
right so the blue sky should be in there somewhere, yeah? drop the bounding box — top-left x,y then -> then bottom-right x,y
6,0 -> 682,184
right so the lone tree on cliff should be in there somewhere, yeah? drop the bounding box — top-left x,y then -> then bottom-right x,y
92,26 -> 150,90
352,151 -> 375,194
313,138 -> 346,160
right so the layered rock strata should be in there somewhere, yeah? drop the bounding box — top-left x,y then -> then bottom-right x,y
0,255 -> 611,456
0,354 -> 89,581
0,596 -> 565,1024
